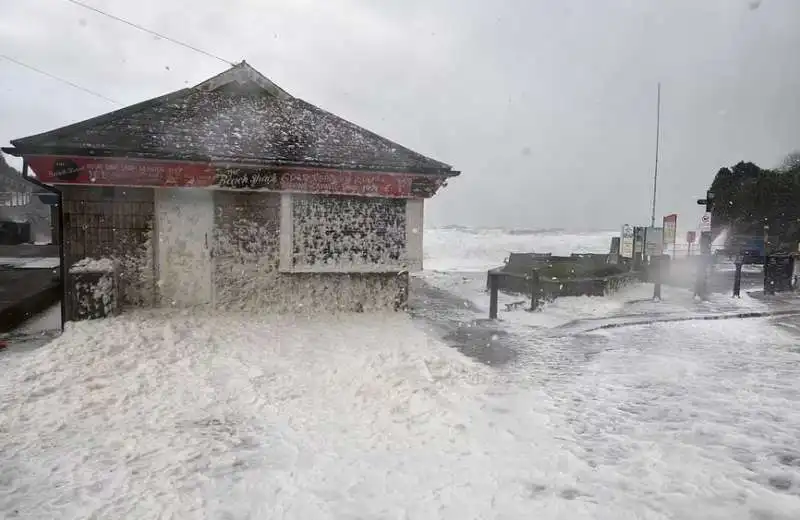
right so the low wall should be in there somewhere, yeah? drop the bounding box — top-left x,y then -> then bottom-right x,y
503,252 -> 616,279
490,267 -> 639,300
0,244 -> 59,258
491,252 -> 634,300
0,268 -> 61,333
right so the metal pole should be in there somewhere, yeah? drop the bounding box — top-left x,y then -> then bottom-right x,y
57,195 -> 65,331
733,260 -> 742,297
650,82 -> 661,228
643,226 -> 649,272
21,160 -> 66,331
653,255 -> 662,300
489,273 -> 499,320
763,224 -> 772,295
694,232 -> 711,300
529,269 -> 541,311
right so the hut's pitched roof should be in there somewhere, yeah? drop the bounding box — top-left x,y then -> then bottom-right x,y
11,62 -> 456,175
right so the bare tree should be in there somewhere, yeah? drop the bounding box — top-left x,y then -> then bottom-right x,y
778,151 -> 800,173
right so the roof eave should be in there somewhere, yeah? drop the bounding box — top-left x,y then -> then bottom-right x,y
6,145 -> 457,176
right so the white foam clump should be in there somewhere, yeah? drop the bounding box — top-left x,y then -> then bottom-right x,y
3,312 -> 577,519
1,310 -> 650,518
69,257 -> 116,274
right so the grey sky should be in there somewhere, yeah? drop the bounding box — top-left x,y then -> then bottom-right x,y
1,0 -> 798,232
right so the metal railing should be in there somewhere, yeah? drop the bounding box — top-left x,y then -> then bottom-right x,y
486,268 -> 639,319
0,192 -> 31,207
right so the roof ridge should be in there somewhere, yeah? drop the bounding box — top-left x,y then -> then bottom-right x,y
194,61 -> 292,100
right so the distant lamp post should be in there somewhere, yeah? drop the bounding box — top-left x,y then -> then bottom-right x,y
763,222 -> 771,294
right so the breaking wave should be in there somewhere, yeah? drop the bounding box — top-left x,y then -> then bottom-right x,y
436,225 -> 612,236
424,227 -> 617,272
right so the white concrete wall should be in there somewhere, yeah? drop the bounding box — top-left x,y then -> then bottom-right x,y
155,188 -> 214,306
405,199 -> 424,272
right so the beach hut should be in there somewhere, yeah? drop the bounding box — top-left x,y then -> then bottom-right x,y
3,62 -> 458,320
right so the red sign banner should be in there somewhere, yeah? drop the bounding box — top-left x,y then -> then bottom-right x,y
26,155 -> 215,188
24,155 -> 441,198
280,169 -> 413,197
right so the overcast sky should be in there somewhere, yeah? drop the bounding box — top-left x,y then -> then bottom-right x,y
2,0 -> 799,231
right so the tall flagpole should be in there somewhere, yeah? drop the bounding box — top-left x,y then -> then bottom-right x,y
650,82 -> 661,227
650,83 -> 663,300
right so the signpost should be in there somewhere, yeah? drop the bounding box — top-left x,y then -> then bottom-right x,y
662,214 -> 677,257
686,231 -> 696,256
633,226 -> 646,270
645,227 -> 664,256
620,224 -> 634,259
645,226 -> 664,300
633,226 -> 646,254
695,192 -> 715,300
700,212 -> 712,232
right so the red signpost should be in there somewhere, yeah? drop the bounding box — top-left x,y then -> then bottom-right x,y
686,231 -> 697,256
662,213 -> 677,257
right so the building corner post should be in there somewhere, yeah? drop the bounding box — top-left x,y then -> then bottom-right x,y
21,159 -> 66,332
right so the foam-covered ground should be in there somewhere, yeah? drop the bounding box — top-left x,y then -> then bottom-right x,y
0,311 -> 624,519
4,310 -> 800,518
3,227 -> 800,518
511,318 -> 800,519
416,269 -> 775,332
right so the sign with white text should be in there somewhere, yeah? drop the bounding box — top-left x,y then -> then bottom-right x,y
24,155 -> 444,198
620,224 -> 634,258
633,226 -> 646,254
662,214 -> 677,247
701,212 -> 712,232
645,227 -> 664,256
